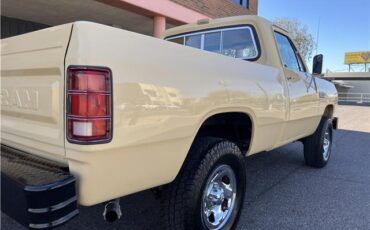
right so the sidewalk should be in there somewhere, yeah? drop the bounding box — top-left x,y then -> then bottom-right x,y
335,105 -> 370,133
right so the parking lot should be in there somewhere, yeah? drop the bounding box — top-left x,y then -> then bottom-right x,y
2,105 -> 370,229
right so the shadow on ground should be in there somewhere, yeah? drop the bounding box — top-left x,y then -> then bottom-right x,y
2,129 -> 370,230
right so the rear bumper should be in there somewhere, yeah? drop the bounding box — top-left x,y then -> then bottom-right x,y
1,145 -> 79,229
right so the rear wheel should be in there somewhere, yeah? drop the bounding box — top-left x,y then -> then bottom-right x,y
303,117 -> 333,168
201,164 -> 237,229
161,137 -> 246,230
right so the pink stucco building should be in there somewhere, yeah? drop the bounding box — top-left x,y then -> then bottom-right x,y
1,0 -> 258,38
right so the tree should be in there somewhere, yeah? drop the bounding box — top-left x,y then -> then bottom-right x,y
273,18 -> 316,61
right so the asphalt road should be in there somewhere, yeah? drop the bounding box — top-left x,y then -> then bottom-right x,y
2,129 -> 370,229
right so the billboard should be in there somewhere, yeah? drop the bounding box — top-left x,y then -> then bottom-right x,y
344,51 -> 370,64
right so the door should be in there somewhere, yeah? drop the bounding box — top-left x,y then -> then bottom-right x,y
274,31 -> 319,141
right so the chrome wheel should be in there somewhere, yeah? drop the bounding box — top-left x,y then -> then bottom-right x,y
201,164 -> 237,230
323,129 -> 331,161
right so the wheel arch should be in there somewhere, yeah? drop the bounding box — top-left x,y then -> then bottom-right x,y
323,104 -> 334,118
191,109 -> 255,154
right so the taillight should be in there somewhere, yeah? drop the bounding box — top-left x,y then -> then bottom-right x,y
67,66 -> 113,144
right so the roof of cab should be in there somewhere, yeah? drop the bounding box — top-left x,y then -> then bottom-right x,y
162,15 -> 272,39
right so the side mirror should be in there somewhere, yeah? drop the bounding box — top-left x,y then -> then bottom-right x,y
312,54 -> 323,75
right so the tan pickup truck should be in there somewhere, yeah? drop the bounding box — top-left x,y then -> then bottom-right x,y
1,15 -> 337,229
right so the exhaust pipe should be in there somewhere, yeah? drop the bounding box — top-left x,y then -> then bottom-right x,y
103,199 -> 122,222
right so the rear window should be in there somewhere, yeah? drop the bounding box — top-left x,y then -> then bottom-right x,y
167,26 -> 259,60
170,37 -> 184,45
204,32 -> 221,53
185,34 -> 202,49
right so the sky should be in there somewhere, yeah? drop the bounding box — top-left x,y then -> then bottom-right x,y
259,0 -> 370,72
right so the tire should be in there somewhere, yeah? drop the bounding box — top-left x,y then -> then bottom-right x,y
161,137 -> 246,230
303,117 -> 333,168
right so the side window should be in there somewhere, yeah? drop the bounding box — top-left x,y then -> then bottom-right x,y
275,32 -> 305,72
185,34 -> 202,49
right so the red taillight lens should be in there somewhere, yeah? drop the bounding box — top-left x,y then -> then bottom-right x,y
67,67 -> 112,144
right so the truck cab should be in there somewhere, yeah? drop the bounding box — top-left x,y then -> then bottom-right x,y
163,15 -> 336,147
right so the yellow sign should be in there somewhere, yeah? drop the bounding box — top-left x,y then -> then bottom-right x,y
344,51 -> 370,64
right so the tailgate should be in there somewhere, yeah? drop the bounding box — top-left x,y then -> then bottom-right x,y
1,24 -> 73,159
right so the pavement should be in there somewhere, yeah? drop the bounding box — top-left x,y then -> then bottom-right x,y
335,105 -> 370,133
2,105 -> 370,229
